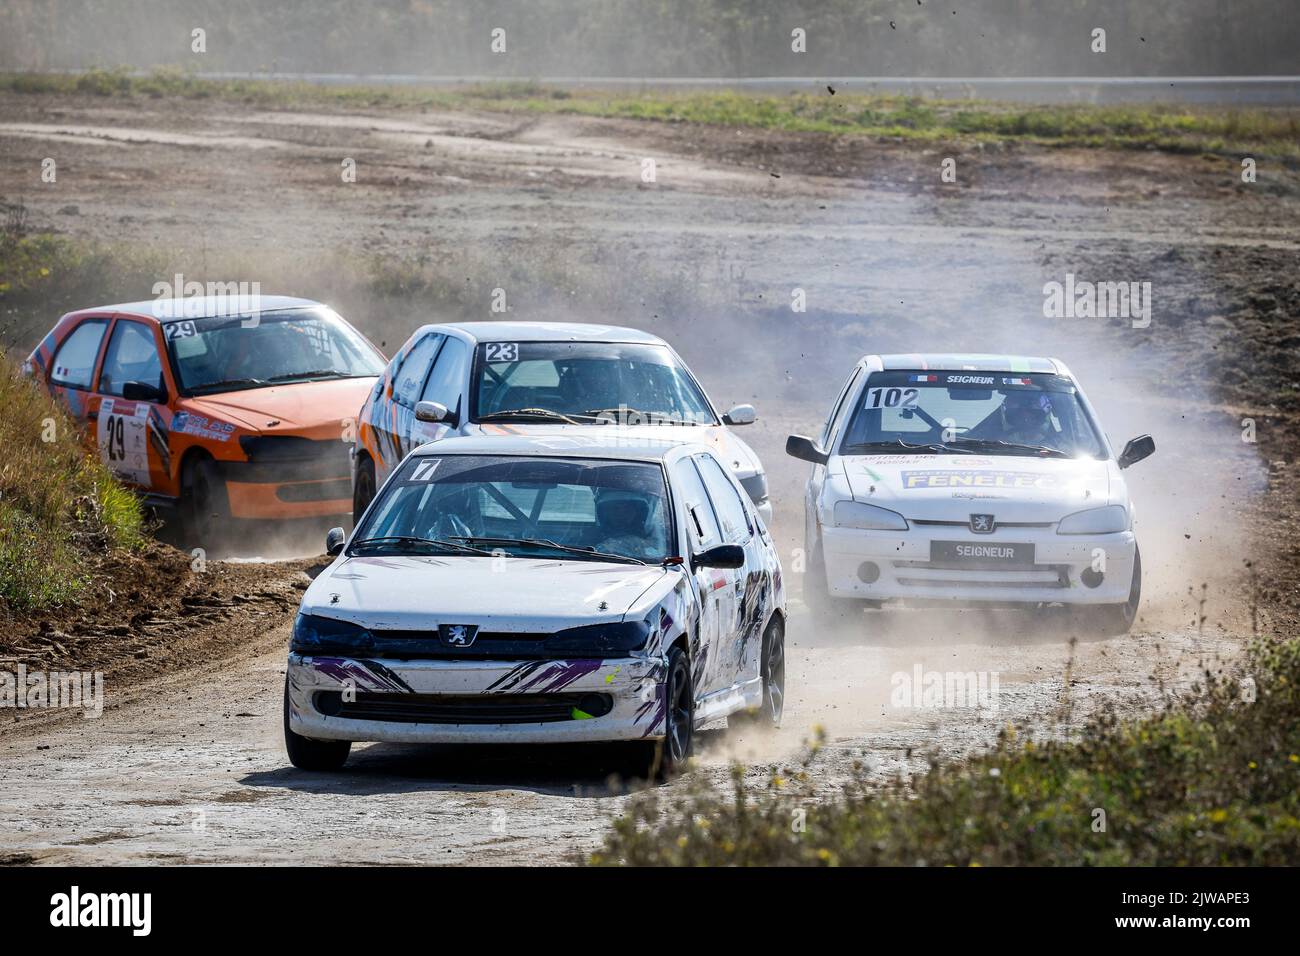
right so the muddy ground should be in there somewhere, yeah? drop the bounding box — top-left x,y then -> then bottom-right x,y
1,91 -> 1297,864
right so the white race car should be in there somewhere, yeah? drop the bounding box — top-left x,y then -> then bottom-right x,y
285,434 -> 786,773
352,322 -> 771,525
787,354 -> 1154,634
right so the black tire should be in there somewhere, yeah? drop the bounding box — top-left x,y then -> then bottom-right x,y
1081,546 -> 1142,636
352,456 -> 376,528
639,645 -> 694,779
758,615 -> 786,727
283,679 -> 351,771
805,539 -> 860,619
181,455 -> 229,546
733,615 -> 786,730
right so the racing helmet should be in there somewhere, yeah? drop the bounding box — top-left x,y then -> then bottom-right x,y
1001,389 -> 1053,432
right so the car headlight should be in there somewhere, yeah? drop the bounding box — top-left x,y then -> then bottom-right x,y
738,472 -> 768,504
547,620 -> 652,654
1056,505 -> 1129,535
291,613 -> 375,654
832,500 -> 909,531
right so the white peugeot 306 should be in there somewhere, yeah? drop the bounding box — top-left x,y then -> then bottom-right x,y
787,354 -> 1155,634
285,434 -> 786,774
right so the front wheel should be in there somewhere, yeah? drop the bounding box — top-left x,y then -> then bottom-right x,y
352,456 -> 376,527
181,455 -> 229,547
1080,546 -> 1142,636
283,680 -> 351,771
637,645 -> 694,779
805,540 -> 861,620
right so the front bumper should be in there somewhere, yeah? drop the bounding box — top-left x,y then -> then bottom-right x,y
225,478 -> 352,519
286,653 -> 667,744
820,525 -> 1136,605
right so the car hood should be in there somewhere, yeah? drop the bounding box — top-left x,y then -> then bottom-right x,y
302,555 -> 671,632
838,454 -> 1116,523
467,422 -> 764,476
182,377 -> 377,433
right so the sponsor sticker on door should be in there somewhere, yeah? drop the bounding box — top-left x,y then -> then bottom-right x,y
98,398 -> 151,485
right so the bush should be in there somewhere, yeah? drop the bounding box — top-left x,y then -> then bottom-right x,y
591,639 -> 1300,865
0,352 -> 144,611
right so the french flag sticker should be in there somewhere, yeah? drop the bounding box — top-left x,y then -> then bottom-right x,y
1002,377 -> 1033,386
909,374 -> 938,382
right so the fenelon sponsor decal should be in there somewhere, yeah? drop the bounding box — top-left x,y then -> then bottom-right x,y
901,470 -> 1058,490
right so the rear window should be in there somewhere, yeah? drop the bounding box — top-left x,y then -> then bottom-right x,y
50,319 -> 108,390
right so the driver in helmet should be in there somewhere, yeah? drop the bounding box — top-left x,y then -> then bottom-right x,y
999,390 -> 1057,446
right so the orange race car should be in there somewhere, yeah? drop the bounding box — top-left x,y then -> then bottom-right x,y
23,295 -> 386,540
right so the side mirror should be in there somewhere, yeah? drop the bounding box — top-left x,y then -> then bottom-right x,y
325,527 -> 346,557
692,544 -> 745,570
1117,434 -> 1155,469
722,403 -> 757,426
414,400 -> 450,424
122,380 -> 167,403
785,434 -> 829,466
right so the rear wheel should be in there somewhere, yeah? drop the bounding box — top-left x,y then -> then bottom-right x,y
735,615 -> 786,729
759,616 -> 786,726
283,680 -> 351,771
1081,546 -> 1142,636
352,456 -> 376,527
181,455 -> 229,546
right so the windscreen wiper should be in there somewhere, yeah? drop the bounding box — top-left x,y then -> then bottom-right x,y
266,369 -> 355,382
477,408 -> 586,424
451,535 -> 648,565
843,439 -> 975,455
947,438 -> 1073,458
189,377 -> 266,393
349,535 -> 493,556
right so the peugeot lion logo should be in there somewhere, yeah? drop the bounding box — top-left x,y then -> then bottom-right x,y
439,624 -> 479,647
970,514 -> 996,534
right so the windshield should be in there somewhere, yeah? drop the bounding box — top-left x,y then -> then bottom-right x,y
472,341 -> 717,425
164,308 -> 384,395
838,371 -> 1106,458
355,454 -> 675,564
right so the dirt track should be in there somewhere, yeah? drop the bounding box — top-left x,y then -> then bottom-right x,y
1,92 -> 1295,863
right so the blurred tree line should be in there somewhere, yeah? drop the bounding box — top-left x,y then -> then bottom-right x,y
2,0 -> 1295,77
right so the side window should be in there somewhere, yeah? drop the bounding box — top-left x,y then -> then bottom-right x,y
820,366 -> 862,447
420,337 -> 470,413
49,319 -> 109,390
392,334 -> 443,408
99,321 -> 163,398
696,454 -> 751,544
672,458 -> 722,549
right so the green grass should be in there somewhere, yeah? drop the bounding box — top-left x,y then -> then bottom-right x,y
0,349 -> 144,612
591,638 -> 1300,865
4,69 -> 1298,158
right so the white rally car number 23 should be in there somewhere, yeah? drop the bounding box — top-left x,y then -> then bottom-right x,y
97,398 -> 151,485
